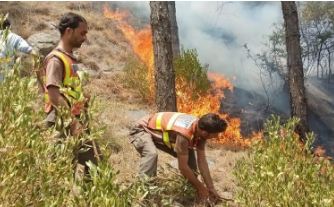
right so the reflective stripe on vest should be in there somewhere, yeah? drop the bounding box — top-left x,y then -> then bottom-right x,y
51,51 -> 82,101
155,112 -> 184,149
44,50 -> 84,115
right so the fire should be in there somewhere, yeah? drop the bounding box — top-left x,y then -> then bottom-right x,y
103,5 -> 155,98
103,5 -> 258,148
102,6 -> 129,21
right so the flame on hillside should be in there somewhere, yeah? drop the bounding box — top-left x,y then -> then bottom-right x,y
103,5 -> 260,148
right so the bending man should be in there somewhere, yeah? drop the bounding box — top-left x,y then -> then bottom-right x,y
129,112 -> 227,202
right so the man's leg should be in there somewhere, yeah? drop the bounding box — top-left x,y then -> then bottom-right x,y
75,140 -> 102,178
131,131 -> 158,177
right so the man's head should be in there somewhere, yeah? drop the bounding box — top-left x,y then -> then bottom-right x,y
0,18 -> 10,30
58,12 -> 87,49
196,113 -> 227,140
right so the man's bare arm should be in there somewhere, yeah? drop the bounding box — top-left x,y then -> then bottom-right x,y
175,136 -> 209,199
47,85 -> 69,109
196,139 -> 214,190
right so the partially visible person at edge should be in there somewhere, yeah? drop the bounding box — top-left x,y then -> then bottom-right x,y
129,112 -> 228,204
39,12 -> 101,179
0,17 -> 38,81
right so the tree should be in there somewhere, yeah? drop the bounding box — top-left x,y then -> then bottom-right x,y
150,1 -> 177,112
300,2 -> 334,80
167,1 -> 180,58
282,1 -> 309,139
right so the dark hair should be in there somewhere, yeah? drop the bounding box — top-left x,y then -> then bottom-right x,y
198,113 -> 227,133
58,12 -> 87,36
0,18 -> 10,30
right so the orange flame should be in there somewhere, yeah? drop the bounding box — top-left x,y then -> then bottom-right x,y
103,5 -> 258,148
103,5 -> 155,98
102,6 -> 129,21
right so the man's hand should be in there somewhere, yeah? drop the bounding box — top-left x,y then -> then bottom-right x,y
197,185 -> 210,202
30,48 -> 40,57
70,119 -> 84,136
208,188 -> 222,203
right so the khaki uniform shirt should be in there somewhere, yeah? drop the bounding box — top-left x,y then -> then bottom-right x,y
44,48 -> 77,122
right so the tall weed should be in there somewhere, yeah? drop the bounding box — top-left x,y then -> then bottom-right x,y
234,116 -> 334,207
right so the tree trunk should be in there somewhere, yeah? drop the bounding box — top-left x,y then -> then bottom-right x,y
282,1 -> 309,139
167,1 -> 180,58
327,47 -> 331,83
317,43 -> 323,79
150,1 -> 177,112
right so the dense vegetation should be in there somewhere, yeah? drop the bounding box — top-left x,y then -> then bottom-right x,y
235,116 -> 334,206
0,59 -> 194,206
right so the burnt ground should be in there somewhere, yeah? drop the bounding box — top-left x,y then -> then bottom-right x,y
221,78 -> 334,158
306,77 -> 334,157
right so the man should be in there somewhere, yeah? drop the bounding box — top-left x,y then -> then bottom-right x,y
40,12 -> 100,178
129,112 -> 227,203
0,16 -> 38,81
0,17 -> 35,58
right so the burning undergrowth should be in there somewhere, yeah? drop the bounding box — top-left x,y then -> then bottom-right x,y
103,4 -> 261,148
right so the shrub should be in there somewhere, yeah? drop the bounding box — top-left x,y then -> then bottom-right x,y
122,56 -> 152,102
0,60 -> 134,206
123,48 -> 211,102
0,59 -> 195,206
128,164 -> 195,207
0,64 -> 76,206
174,48 -> 210,95
234,116 -> 334,207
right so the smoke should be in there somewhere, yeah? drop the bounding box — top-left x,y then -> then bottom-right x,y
176,1 -> 283,93
105,2 -> 283,93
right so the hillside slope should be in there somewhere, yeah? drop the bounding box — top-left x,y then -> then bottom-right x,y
1,2 -> 245,206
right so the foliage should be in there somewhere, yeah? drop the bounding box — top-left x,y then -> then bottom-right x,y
234,116 -> 334,207
122,56 -> 152,102
129,165 -> 195,207
123,48 -> 211,103
0,59 -> 197,206
300,2 -> 334,79
248,2 -> 334,83
0,60 -> 135,206
0,64 -> 76,206
174,48 -> 211,95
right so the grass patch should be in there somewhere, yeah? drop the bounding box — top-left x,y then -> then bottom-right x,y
234,116 -> 334,207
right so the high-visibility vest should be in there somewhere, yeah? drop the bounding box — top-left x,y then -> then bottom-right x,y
147,112 -> 198,149
43,50 -> 84,115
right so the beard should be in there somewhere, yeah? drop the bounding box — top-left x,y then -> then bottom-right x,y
72,40 -> 84,49
69,35 -> 84,49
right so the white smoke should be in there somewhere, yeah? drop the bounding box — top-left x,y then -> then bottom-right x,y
176,1 -> 283,93
107,2 -> 283,93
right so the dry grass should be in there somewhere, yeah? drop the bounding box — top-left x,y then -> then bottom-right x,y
0,1 -> 130,73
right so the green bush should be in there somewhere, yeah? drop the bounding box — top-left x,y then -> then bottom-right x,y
0,60 -> 196,206
0,61 -> 134,206
174,48 -> 210,95
0,64 -> 75,206
122,56 -> 151,101
128,164 -> 195,207
123,49 -> 211,102
234,116 -> 334,207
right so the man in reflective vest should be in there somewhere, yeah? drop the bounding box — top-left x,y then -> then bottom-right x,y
130,112 -> 227,203
41,12 -> 100,178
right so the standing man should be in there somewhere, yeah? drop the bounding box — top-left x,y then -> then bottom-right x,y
129,112 -> 227,203
0,16 -> 38,81
0,17 -> 36,58
40,12 -> 100,178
